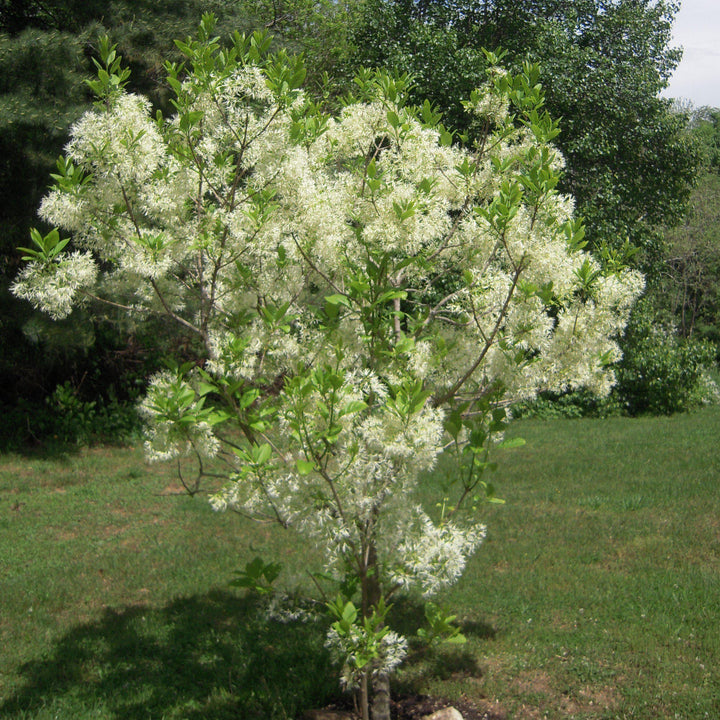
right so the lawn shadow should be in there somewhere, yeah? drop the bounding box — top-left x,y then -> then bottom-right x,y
460,617 -> 497,641
388,595 -> 496,643
388,596 -> 496,694
0,589 -> 338,719
0,429 -> 83,460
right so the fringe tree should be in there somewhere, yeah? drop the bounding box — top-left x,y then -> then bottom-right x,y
13,16 -> 642,719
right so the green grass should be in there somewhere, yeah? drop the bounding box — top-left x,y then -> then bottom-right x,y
418,407 -> 720,719
0,446 -> 333,719
2,409 -> 720,719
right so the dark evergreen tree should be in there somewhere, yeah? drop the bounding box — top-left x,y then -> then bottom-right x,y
0,2 -> 246,440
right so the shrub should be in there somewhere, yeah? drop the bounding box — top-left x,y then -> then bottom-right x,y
613,298 -> 718,415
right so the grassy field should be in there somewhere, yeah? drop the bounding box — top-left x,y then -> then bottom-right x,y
1,408 -> 719,719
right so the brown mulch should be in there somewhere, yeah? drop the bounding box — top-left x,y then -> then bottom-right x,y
392,693 -> 506,720
306,693 -> 507,720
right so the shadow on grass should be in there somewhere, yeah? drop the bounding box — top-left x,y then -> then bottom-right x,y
387,597 -> 495,695
389,596 -> 496,644
0,589 -> 338,720
0,427 -> 82,460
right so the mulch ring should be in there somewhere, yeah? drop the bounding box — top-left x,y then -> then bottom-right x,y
392,693 -> 507,720
309,693 -> 507,719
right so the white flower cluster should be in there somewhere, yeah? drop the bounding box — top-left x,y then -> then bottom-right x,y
387,507 -> 487,597
138,371 -> 220,462
468,85 -> 510,125
11,252 -> 97,320
324,625 -> 408,690
66,94 -> 164,186
263,593 -> 320,625
206,328 -> 263,381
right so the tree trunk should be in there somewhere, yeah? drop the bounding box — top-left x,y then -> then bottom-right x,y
360,671 -> 370,720
371,670 -> 391,720
362,541 -> 392,720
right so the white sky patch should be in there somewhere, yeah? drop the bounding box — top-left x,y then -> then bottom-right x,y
663,0 -> 720,108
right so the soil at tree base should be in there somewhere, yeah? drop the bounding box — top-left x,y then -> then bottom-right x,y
315,693 -> 507,719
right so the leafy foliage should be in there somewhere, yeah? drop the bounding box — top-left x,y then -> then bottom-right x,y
613,298 -> 717,415
346,0 -> 699,273
653,110 -> 720,351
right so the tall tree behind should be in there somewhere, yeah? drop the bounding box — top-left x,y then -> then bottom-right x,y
346,0 -> 699,275
0,3 -> 98,410
657,107 -> 720,346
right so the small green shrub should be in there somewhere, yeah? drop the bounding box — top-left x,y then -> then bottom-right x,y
613,299 -> 718,415
0,384 -> 142,450
514,299 -> 720,419
47,381 -> 141,445
512,388 -> 621,420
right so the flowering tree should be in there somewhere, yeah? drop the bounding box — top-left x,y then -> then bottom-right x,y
13,16 -> 642,720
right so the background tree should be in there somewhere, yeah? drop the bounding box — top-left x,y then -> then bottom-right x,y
13,19 -> 642,717
653,106 -> 720,350
659,174 -> 720,344
346,0 -> 699,271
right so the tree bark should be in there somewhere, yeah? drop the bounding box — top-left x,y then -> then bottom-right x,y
371,670 -> 391,720
362,541 -> 392,720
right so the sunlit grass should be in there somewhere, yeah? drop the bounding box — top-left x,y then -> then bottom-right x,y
417,407 -> 720,719
0,445 -> 332,719
2,408 -> 720,718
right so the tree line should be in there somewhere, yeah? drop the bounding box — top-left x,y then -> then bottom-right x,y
1,0 -> 717,447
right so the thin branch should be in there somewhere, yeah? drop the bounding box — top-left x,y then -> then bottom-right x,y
149,277 -> 204,337
80,290 -> 138,313
290,232 -> 345,295
433,260 -> 525,406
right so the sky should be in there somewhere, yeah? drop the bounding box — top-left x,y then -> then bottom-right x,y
662,0 -> 720,108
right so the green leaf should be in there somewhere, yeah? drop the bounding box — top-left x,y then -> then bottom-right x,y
197,381 -> 216,397
325,293 -> 351,307
47,237 -> 70,258
239,389 -> 260,409
254,443 -> 272,465
296,459 -> 315,475
179,110 -> 204,132
342,601 -> 358,625
341,400 -> 367,416
230,556 -> 282,595
496,437 -> 526,449
377,289 -> 407,304
206,411 -> 231,426
444,411 -> 462,440
440,129 -> 453,146
17,247 -> 41,261
394,335 -> 415,354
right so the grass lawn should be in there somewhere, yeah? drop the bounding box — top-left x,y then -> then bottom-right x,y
1,407 -> 720,719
